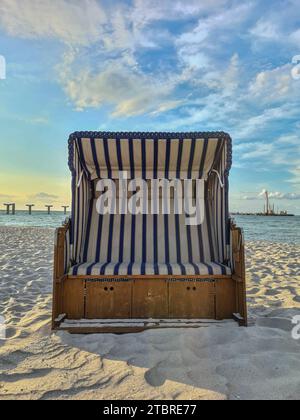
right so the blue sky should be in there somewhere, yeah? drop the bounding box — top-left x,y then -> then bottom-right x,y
0,0 -> 299,213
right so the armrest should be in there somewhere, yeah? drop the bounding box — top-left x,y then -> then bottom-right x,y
54,218 -> 71,280
230,220 -> 247,325
230,220 -> 245,275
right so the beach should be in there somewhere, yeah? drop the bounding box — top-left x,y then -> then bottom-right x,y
0,226 -> 299,400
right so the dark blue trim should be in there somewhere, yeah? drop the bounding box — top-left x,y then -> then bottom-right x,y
186,224 -> 200,275
164,214 -> 172,274
142,214 -> 147,262
103,137 -> 112,179
82,198 -> 93,262
214,262 -> 227,275
175,214 -> 181,262
187,138 -> 196,179
95,214 -> 103,262
205,186 -> 215,261
197,223 -> 205,262
153,214 -> 158,274
176,137 -> 183,179
91,137 -> 101,178
116,137 -> 123,171
100,213 -> 114,275
199,138 -> 209,178
130,213 -> 136,263
128,138 -> 135,179
203,263 -> 214,275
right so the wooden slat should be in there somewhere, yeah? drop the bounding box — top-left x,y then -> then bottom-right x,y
85,281 -> 132,319
215,278 -> 236,320
132,279 -> 168,318
61,278 -> 85,320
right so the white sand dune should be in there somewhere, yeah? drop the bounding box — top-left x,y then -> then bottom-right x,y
0,227 -> 299,400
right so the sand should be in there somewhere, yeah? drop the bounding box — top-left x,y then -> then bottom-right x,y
0,227 -> 299,400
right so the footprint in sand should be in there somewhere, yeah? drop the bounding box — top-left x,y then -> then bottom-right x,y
144,366 -> 166,387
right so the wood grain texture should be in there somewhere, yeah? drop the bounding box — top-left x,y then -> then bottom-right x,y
61,278 -> 85,320
132,279 -> 168,318
169,281 -> 215,319
215,278 -> 236,320
85,281 -> 132,319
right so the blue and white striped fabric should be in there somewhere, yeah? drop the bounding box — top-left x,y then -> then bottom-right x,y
67,132 -> 232,276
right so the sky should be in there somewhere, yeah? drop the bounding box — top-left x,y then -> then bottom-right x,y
0,0 -> 299,213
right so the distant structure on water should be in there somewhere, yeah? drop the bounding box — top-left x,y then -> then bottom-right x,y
2,203 -> 70,215
232,190 -> 295,217
259,191 -> 294,217
3,203 -> 16,215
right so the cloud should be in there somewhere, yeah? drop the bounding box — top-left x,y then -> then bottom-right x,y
244,189 -> 300,200
58,54 -> 185,116
248,64 -> 299,103
249,2 -> 300,49
29,192 -> 59,202
250,19 -> 281,41
177,2 -> 252,49
0,0 -> 107,46
0,193 -> 17,201
132,0 -> 230,25
234,104 -> 299,140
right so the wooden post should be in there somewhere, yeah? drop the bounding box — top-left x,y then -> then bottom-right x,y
45,205 -> 53,215
26,204 -> 35,215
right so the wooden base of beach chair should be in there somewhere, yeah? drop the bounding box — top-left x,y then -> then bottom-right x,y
52,276 -> 247,332
52,222 -> 247,333
55,318 -> 237,334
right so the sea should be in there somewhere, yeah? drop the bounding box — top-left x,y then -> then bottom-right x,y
0,211 -> 299,244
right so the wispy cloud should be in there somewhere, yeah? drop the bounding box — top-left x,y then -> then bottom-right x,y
0,0 -> 107,46
244,189 -> 300,200
29,192 -> 59,202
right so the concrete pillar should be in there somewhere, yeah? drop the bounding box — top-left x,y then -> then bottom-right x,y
62,206 -> 69,215
3,203 -> 10,214
26,204 -> 35,215
3,203 -> 15,214
45,205 -> 53,215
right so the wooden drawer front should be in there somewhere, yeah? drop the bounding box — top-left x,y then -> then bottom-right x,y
85,281 -> 132,319
132,280 -> 168,318
169,281 -> 215,319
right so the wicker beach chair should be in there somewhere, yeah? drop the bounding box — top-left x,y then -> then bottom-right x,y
52,132 -> 247,333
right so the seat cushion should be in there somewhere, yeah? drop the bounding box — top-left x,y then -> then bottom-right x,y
69,261 -> 232,276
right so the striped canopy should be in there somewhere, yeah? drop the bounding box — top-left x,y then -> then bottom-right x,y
69,132 -> 232,180
67,132 -> 232,272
